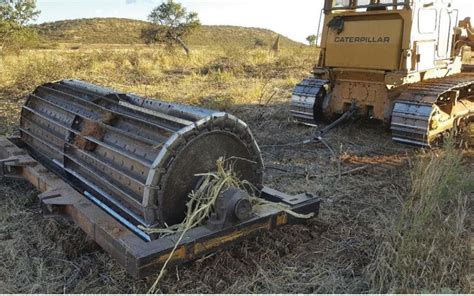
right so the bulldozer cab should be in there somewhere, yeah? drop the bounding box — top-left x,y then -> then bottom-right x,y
319,0 -> 459,72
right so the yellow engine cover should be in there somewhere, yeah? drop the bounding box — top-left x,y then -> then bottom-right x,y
325,18 -> 403,70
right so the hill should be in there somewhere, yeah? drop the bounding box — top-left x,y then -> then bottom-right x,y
35,18 -> 303,48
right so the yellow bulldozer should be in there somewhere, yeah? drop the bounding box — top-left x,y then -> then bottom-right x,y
291,0 -> 474,146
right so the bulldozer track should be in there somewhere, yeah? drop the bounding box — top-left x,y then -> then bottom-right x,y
290,78 -> 329,125
391,73 -> 474,146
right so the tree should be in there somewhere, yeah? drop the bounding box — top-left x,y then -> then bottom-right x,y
306,34 -> 317,46
142,0 -> 200,56
0,0 -> 40,50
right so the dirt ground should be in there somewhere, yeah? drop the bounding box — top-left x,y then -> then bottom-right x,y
0,97 -> 428,293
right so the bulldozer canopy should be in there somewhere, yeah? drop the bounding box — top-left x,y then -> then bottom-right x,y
325,0 -> 410,11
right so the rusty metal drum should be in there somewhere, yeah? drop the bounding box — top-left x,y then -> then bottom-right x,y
20,80 -> 264,227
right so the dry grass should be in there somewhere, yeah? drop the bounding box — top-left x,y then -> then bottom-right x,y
366,139 -> 473,293
0,46 -> 318,108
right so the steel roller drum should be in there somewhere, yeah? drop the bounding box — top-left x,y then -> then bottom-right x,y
19,80 -> 264,227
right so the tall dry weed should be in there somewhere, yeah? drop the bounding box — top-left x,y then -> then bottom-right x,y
366,139 -> 472,293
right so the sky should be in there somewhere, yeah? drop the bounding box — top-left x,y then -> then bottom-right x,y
35,0 -> 474,43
